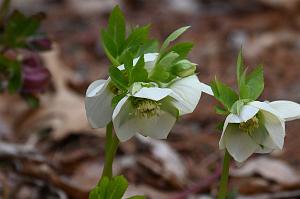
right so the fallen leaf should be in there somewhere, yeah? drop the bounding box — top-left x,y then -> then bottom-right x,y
231,157 -> 300,187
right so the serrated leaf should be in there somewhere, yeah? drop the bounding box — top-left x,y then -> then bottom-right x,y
109,67 -> 128,91
160,26 -> 190,53
131,55 -> 148,84
240,65 -> 264,100
107,6 -> 126,56
211,78 -> 238,111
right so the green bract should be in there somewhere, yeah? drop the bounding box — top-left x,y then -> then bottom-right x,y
100,6 -> 158,67
211,49 -> 264,113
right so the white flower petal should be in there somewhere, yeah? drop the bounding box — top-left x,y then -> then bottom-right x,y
169,75 -> 203,115
239,105 -> 260,122
251,125 -> 278,153
269,100 -> 300,121
135,110 -> 176,139
85,80 -> 114,128
112,96 -> 137,142
248,101 -> 281,119
219,115 -> 235,149
249,101 -> 285,149
86,79 -> 106,97
224,124 -> 259,162
199,82 -> 214,96
133,53 -> 158,71
112,96 -> 177,141
262,111 -> 285,149
220,105 -> 259,149
133,87 -> 172,101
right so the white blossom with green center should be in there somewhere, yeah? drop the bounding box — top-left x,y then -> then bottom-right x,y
219,100 -> 300,162
85,53 -> 213,141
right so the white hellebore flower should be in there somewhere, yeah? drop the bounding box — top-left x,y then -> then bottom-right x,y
220,100 -> 300,162
85,53 -> 213,141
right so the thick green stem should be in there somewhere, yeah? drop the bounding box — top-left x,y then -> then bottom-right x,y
217,150 -> 231,199
99,122 -> 119,184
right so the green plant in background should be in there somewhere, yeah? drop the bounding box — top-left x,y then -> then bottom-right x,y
85,5 -> 212,198
212,50 -> 300,199
0,0 -> 52,107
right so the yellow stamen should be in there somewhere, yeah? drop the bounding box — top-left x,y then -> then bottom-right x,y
239,116 -> 259,134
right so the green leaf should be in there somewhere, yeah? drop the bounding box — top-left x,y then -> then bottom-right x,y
107,5 -> 126,56
236,48 -> 245,88
240,65 -> 264,100
230,100 -> 245,115
136,39 -> 159,56
171,59 -> 196,77
149,52 -> 178,83
164,42 -> 193,59
158,51 -> 179,71
215,106 -> 229,115
108,67 -> 128,91
131,55 -> 148,84
126,25 -> 150,48
211,78 -> 239,111
160,26 -> 190,53
112,93 -> 126,108
0,55 -> 22,93
101,29 -> 120,66
3,11 -> 42,48
89,177 -> 110,199
108,176 -> 128,199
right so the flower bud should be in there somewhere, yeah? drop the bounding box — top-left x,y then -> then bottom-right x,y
171,59 -> 196,77
21,55 -> 51,94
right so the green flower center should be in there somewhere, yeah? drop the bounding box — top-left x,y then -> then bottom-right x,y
131,97 -> 161,118
239,116 -> 259,134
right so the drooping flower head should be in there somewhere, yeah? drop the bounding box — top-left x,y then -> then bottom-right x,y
212,50 -> 300,162
86,53 -> 212,141
85,6 -> 212,141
